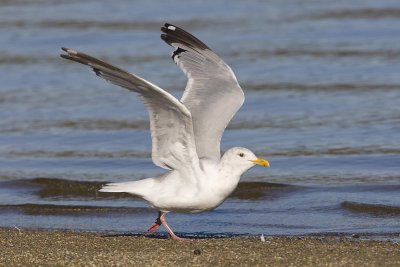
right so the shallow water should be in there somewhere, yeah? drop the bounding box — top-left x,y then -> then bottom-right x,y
0,0 -> 399,236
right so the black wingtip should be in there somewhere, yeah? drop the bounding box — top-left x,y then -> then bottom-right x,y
159,23 -> 210,51
161,23 -> 176,33
172,47 -> 187,60
60,47 -> 73,60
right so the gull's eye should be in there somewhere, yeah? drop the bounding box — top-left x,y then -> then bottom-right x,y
238,153 -> 244,157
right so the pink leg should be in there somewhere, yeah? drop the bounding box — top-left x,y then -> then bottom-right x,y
159,212 -> 186,241
147,211 -> 162,233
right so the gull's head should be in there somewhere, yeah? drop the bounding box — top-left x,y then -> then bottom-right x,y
220,147 -> 269,174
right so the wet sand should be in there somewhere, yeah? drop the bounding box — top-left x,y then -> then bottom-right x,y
1,228 -> 399,266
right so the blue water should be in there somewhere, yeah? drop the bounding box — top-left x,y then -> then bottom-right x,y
0,0 -> 399,237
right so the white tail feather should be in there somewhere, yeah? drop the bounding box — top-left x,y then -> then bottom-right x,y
99,182 -> 133,193
99,179 -> 155,196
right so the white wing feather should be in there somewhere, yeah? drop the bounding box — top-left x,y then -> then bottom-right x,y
60,48 -> 198,171
161,23 -> 244,161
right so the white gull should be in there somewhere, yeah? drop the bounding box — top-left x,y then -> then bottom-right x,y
61,23 -> 269,241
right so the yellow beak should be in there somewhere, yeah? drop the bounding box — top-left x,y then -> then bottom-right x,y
251,157 -> 270,167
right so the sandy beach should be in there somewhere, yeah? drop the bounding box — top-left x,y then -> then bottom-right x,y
1,228 -> 399,266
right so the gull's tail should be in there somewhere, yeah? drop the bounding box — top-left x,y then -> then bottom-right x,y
99,182 -> 134,193
99,179 -> 155,196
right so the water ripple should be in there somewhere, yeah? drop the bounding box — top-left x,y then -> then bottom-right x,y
309,8 -> 400,20
0,203 -> 152,216
341,201 -> 400,216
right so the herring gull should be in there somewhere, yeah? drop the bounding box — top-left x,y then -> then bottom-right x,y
60,23 -> 269,241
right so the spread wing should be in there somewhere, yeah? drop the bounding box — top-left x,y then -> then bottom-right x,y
60,48 -> 199,171
161,23 -> 244,161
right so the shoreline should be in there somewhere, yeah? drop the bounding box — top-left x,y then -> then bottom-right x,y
1,228 -> 399,266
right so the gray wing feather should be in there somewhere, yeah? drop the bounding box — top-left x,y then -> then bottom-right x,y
60,48 -> 199,171
161,23 -> 244,161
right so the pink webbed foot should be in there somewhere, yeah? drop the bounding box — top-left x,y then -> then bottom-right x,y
147,223 -> 161,233
147,211 -> 162,233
